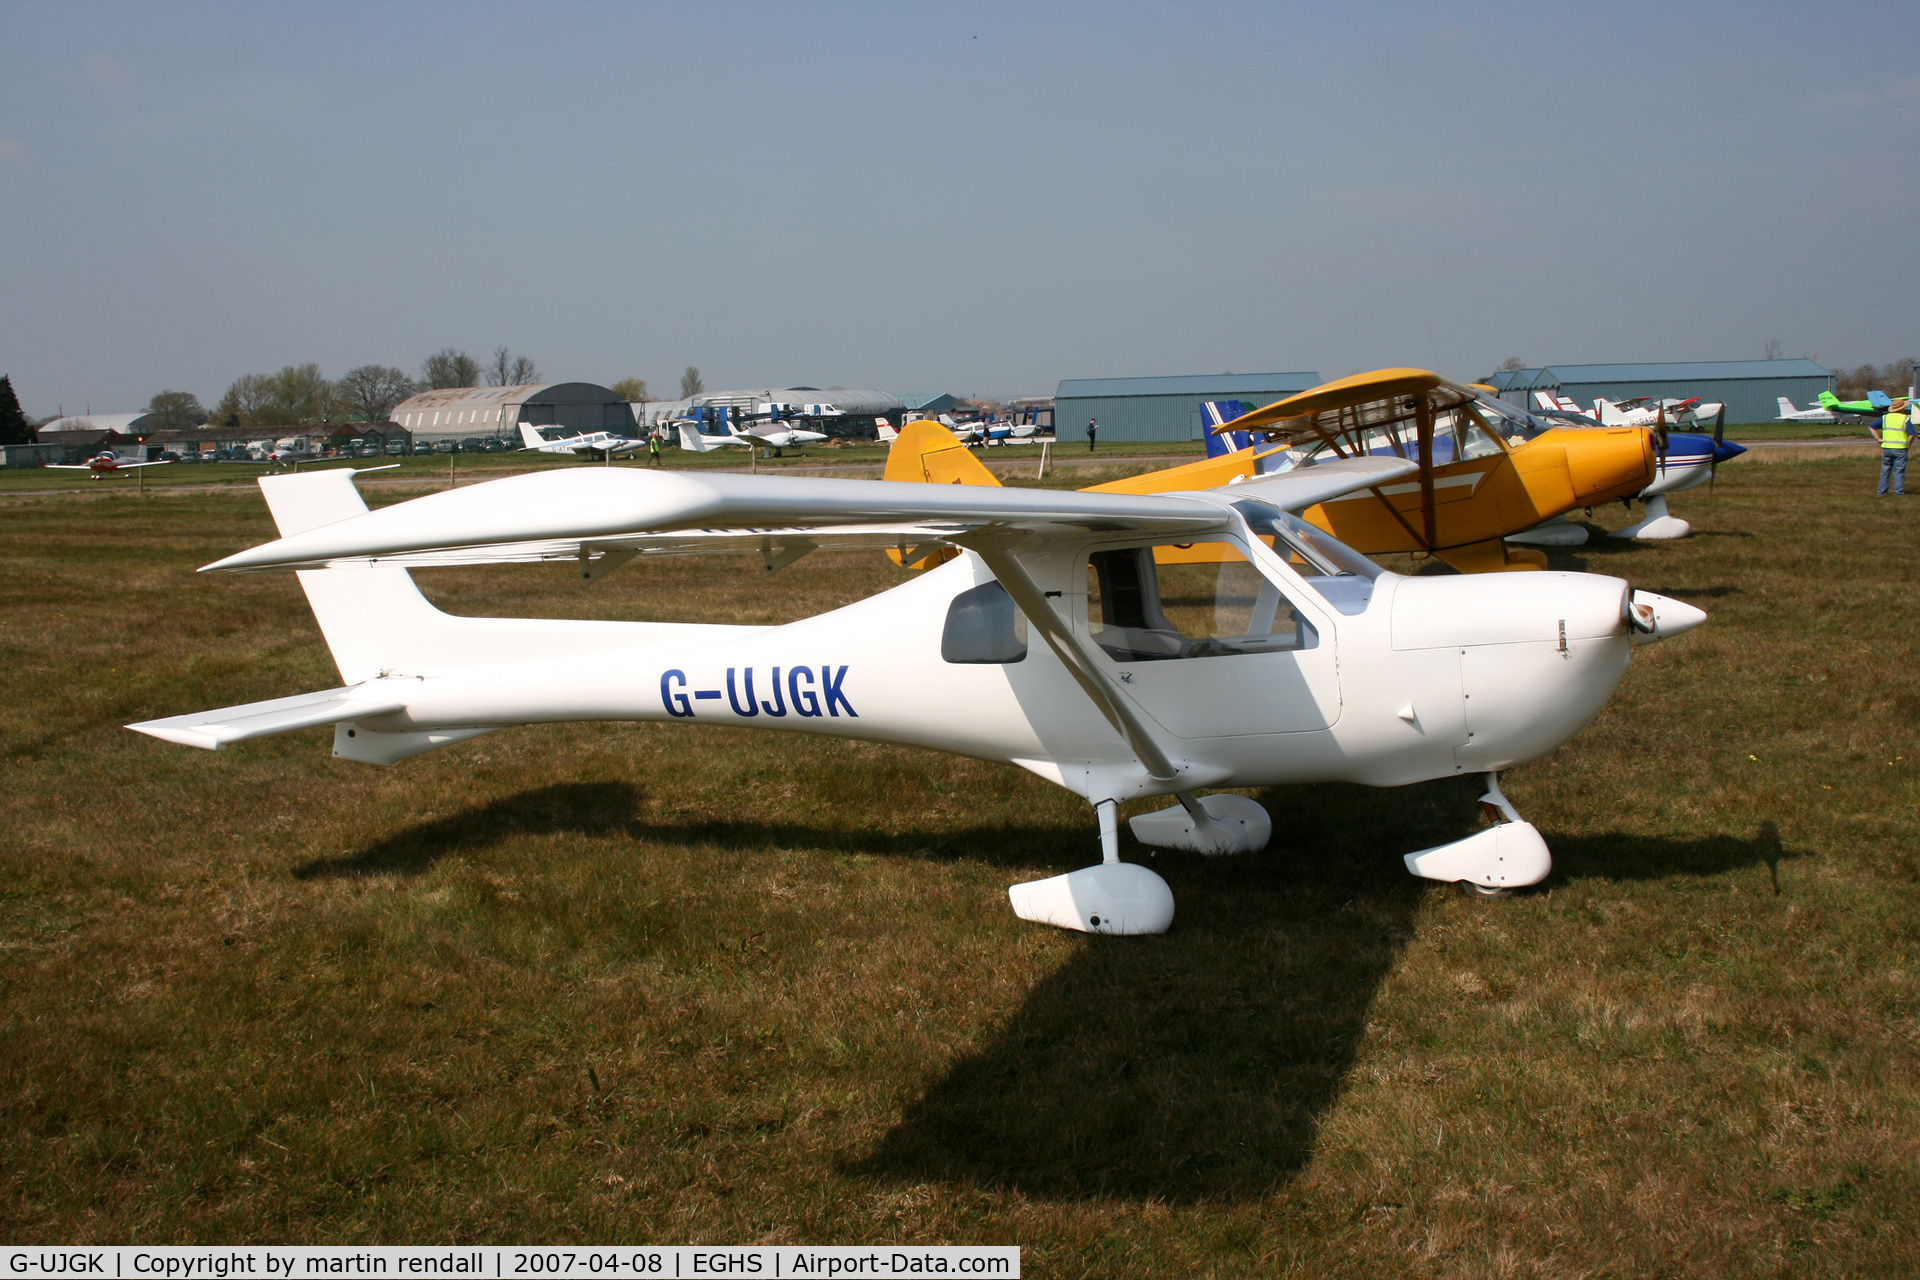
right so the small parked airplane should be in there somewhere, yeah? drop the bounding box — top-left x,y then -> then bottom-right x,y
519,423 -> 645,458
889,370 -> 1656,573
1508,407 -> 1746,541
674,405 -> 829,456
129,462 -> 1705,934
1591,396 -> 1726,428
1776,396 -> 1842,424
49,450 -> 173,479
1818,390 -> 1893,417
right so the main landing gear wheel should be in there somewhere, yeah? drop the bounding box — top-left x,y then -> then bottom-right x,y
1454,880 -> 1514,900
1402,773 -> 1552,894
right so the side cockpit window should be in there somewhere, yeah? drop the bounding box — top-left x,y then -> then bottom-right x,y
942,581 -> 1028,664
1086,542 -> 1318,662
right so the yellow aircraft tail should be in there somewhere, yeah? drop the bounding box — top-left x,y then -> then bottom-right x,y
883,420 -> 1001,487
883,421 -> 991,568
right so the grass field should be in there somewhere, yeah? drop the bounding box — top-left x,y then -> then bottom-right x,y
0,438 -> 1196,496
1,455 -> 1915,1275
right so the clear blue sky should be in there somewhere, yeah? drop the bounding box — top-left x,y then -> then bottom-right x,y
3,0 -> 1915,416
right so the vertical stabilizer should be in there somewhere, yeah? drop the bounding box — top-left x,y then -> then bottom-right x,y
1200,400 -> 1253,458
256,470 -> 455,684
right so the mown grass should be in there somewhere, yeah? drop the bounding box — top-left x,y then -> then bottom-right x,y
0,439 -> 1197,496
0,456 -> 1915,1275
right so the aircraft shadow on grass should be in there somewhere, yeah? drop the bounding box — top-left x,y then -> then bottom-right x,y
294,776 -> 1797,1203
294,780 -> 1116,881
293,781 -> 650,879
848,789 -> 1801,1204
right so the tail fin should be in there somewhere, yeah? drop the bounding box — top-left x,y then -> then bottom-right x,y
1592,398 -> 1623,425
678,423 -> 721,453
882,420 -> 1001,486
1818,390 -> 1839,409
519,422 -> 549,449
1200,400 -> 1253,458
259,470 -> 453,685
1532,391 -> 1559,411
1778,397 -> 1797,417
875,418 -> 898,443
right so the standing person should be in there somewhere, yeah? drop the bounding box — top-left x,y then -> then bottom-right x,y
1873,398 -> 1909,496
648,431 -> 662,467
1086,417 -> 1098,452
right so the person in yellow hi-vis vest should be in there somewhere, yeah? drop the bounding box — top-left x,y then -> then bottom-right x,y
1873,398 -> 1909,496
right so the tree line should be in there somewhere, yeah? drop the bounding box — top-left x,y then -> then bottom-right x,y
191,347 -> 548,429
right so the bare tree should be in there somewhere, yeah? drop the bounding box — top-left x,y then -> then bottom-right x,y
145,390 -> 205,432
1497,356 -> 1526,372
485,346 -> 541,387
422,349 -> 480,389
680,366 -> 704,398
610,377 -> 649,402
1762,338 -> 1785,360
336,365 -> 415,423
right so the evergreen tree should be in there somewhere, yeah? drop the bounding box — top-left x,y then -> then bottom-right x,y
0,375 -> 30,446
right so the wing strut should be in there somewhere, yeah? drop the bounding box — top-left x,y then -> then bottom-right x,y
954,530 -> 1180,783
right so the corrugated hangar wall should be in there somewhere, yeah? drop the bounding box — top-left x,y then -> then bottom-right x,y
1053,372 -> 1323,443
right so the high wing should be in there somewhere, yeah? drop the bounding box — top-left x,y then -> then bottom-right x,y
49,459 -> 173,470
200,460 -> 1415,575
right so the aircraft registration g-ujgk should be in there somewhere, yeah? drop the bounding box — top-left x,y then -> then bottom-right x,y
127,459 -> 1705,935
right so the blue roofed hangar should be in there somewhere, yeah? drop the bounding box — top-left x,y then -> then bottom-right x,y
1054,372 -> 1322,443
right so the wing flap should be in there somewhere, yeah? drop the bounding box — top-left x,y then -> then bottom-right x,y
127,685 -> 404,750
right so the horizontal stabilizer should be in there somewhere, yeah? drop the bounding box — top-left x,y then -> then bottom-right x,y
127,685 -> 403,750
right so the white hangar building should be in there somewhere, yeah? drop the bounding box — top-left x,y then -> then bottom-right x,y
392,382 -> 634,445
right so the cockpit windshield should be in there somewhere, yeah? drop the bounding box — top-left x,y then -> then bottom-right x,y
1231,499 -> 1383,614
1472,394 -> 1563,446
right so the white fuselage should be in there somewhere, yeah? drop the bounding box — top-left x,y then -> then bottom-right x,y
336,527 -> 1638,805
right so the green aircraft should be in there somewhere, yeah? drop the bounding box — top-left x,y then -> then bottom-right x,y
1819,389 -> 1897,414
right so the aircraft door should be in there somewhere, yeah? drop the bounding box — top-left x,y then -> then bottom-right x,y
1080,540 -> 1340,738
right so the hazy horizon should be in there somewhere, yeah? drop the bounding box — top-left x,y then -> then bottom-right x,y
4,1 -> 1916,418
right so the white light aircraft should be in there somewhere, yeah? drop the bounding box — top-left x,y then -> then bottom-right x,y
128,464 -> 1705,935
519,423 -> 645,457
1591,396 -> 1726,428
49,450 -> 173,479
675,417 -> 829,455
1774,396 -> 1842,424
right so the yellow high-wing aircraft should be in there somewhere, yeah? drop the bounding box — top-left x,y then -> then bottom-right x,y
886,369 -> 1655,573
